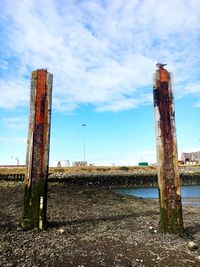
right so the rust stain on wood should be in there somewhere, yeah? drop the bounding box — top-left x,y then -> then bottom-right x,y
153,66 -> 183,233
22,69 -> 53,229
31,69 -> 48,183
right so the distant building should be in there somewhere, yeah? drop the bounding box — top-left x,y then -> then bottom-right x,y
181,151 -> 200,165
73,161 -> 87,167
51,160 -> 70,167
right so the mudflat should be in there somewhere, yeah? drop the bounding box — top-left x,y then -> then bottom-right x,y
0,181 -> 200,267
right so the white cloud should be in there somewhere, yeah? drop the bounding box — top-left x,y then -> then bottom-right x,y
0,79 -> 29,109
2,117 -> 28,129
1,0 -> 200,111
194,101 -> 200,107
184,83 -> 200,95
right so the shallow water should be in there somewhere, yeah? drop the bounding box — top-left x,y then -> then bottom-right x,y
114,185 -> 200,204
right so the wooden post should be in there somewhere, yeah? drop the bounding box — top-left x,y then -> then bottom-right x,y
153,65 -> 184,233
22,69 -> 53,229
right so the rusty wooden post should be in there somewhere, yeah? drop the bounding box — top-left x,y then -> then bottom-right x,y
21,69 -> 53,230
153,64 -> 184,233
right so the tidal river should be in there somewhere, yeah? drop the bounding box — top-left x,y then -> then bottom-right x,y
114,185 -> 200,206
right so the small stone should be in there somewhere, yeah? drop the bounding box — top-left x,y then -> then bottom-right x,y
58,228 -> 65,234
154,230 -> 157,233
149,226 -> 153,230
188,241 -> 199,251
197,256 -> 200,261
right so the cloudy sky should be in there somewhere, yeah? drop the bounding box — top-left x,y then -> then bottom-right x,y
0,0 -> 200,166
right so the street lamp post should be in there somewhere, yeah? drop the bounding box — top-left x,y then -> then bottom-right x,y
82,124 -> 86,164
15,157 -> 19,166
11,156 -> 19,165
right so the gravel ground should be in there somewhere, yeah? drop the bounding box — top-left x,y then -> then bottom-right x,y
0,181 -> 200,267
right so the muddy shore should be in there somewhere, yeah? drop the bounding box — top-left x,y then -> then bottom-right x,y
0,181 -> 200,267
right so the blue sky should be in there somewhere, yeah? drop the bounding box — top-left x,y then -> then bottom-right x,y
0,0 -> 200,166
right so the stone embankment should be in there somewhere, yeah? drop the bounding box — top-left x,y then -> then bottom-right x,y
0,168 -> 199,187
48,170 -> 200,187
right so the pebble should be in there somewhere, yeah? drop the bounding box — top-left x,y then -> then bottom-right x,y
188,241 -> 199,251
58,228 -> 65,234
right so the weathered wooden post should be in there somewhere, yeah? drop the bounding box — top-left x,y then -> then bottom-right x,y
22,69 -> 53,230
153,63 -> 184,233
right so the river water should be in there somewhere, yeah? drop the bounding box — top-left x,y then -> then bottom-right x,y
114,185 -> 200,205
